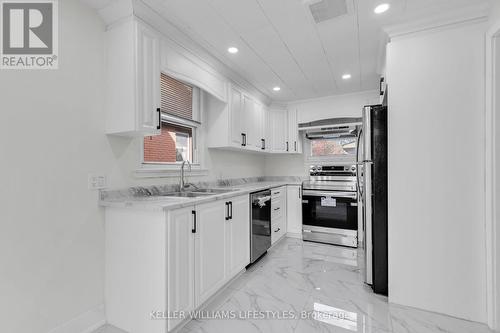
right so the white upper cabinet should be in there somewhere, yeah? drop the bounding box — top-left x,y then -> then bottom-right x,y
262,105 -> 270,152
252,101 -> 265,150
242,94 -> 266,150
105,18 -> 161,136
206,85 -> 248,149
206,84 -> 269,152
269,108 -> 288,153
230,87 -> 244,146
287,108 -> 302,154
242,94 -> 255,148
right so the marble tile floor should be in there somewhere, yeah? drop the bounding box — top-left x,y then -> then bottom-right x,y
94,238 -> 494,333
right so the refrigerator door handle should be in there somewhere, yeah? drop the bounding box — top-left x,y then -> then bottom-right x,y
356,128 -> 363,197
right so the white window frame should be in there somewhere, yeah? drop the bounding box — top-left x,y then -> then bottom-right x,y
136,82 -> 209,177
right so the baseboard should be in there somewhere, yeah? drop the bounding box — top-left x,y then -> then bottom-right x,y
47,304 -> 106,333
286,232 -> 302,239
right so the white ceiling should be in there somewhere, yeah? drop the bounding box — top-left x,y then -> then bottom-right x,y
142,0 -> 486,102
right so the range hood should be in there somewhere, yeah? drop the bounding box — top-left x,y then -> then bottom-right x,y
299,117 -> 362,139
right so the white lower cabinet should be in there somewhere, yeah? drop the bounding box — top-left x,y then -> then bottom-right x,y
167,195 -> 249,331
105,194 -> 250,332
271,187 -> 287,245
225,195 -> 250,278
167,207 -> 195,332
194,200 -> 227,306
286,185 -> 303,236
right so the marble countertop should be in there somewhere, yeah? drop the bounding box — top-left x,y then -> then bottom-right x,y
99,180 -> 303,212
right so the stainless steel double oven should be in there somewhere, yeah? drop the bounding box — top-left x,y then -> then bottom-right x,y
302,165 -> 359,247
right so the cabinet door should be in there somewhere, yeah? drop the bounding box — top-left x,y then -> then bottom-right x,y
262,106 -> 270,151
287,109 -> 299,153
271,109 -> 287,152
286,186 -> 303,235
194,201 -> 226,306
225,195 -> 250,279
167,207 -> 195,331
242,95 -> 254,149
230,88 -> 243,147
136,22 -> 161,135
253,102 -> 264,149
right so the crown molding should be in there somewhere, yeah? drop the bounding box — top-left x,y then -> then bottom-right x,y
79,0 -> 272,105
383,3 -> 490,40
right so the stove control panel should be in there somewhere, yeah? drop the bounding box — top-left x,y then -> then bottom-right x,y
309,165 -> 357,176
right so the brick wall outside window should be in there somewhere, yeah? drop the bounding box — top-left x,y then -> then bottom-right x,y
144,123 -> 192,163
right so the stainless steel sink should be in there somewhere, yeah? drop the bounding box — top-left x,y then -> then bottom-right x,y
161,188 -> 237,198
162,192 -> 213,198
190,188 -> 236,194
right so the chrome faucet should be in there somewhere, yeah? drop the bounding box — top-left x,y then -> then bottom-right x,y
180,160 -> 192,191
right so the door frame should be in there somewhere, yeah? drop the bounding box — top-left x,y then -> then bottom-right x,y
485,20 -> 500,331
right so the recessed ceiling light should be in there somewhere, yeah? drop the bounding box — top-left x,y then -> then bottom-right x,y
273,86 -> 281,91
227,47 -> 238,54
342,74 -> 352,80
374,3 -> 390,14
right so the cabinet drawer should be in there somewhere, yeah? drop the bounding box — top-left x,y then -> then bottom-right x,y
271,199 -> 284,220
271,187 -> 285,199
271,218 -> 285,244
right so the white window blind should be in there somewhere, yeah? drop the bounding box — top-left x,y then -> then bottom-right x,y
160,73 -> 193,120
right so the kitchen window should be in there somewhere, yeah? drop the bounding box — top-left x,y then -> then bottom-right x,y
143,73 -> 201,165
310,137 -> 357,157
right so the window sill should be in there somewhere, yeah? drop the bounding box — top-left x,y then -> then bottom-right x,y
134,165 -> 209,179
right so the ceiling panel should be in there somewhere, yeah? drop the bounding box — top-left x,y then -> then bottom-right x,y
208,0 -> 270,34
153,0 -> 296,100
315,12 -> 362,94
142,0 -> 488,102
241,25 -> 315,98
255,0 -> 338,97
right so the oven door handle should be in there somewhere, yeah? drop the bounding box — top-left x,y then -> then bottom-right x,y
302,190 -> 357,199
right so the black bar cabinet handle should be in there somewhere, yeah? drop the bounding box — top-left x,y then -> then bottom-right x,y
192,210 -> 197,233
261,139 -> 265,150
294,141 -> 297,151
229,201 -> 233,220
286,141 -> 289,152
225,202 -> 229,220
241,133 -> 247,147
157,108 -> 161,130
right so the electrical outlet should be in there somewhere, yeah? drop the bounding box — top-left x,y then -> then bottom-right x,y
88,174 -> 107,190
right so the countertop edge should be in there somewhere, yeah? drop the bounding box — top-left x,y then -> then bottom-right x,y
99,181 -> 302,212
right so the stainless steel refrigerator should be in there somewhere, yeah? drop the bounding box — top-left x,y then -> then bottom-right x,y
357,104 -> 388,296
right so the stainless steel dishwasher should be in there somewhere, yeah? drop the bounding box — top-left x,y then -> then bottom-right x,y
249,189 -> 272,264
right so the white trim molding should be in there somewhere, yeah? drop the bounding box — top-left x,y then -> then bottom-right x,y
384,3 -> 489,40
79,0 -> 271,106
47,305 -> 105,333
486,19 -> 500,332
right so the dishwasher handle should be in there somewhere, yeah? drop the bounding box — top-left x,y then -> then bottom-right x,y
302,190 -> 357,200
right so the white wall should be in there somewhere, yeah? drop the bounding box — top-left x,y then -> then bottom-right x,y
494,34 -> 500,331
386,22 -> 487,322
264,90 -> 379,176
0,2 -> 110,332
0,1 -> 264,332
491,4 -> 500,328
